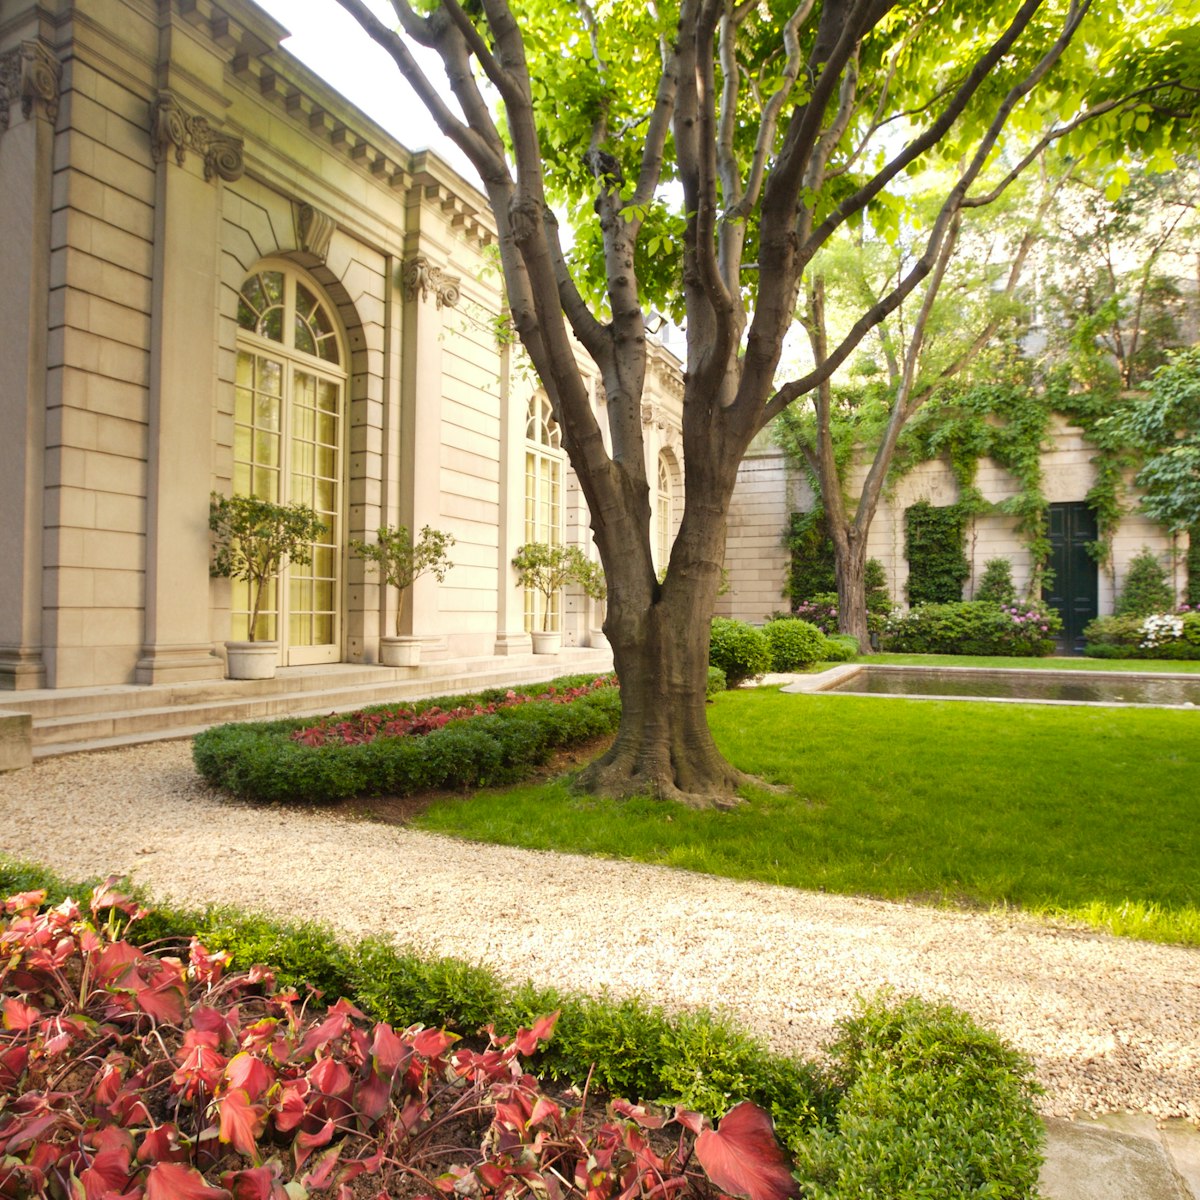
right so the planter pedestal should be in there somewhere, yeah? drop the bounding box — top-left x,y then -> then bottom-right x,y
531,631 -> 562,655
224,641 -> 278,680
380,636 -> 421,667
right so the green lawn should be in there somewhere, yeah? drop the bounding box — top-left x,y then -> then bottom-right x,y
413,687 -> 1200,946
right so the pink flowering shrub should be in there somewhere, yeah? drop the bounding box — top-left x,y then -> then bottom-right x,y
880,601 -> 1061,656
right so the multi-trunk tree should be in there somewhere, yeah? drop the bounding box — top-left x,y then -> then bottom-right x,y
335,0 -> 1198,805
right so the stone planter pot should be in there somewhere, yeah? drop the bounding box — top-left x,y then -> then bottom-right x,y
531,631 -> 562,655
380,635 -> 421,667
224,641 -> 278,680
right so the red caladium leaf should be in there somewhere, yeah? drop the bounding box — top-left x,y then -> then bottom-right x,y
3,889 -> 46,913
273,1079 -> 309,1134
411,1028 -> 457,1060
132,961 -> 188,1025
530,1095 -> 562,1129
356,1066 -> 390,1124
673,1107 -> 705,1135
93,940 -> 144,988
138,1124 -> 188,1166
300,1145 -> 341,1192
188,939 -> 230,986
693,1102 -> 798,1200
2,1111 -> 61,1154
512,1011 -> 560,1057
144,1162 -> 232,1200
192,1006 -> 239,1047
223,1052 -> 274,1102
3,997 -> 40,1031
218,1089 -> 267,1161
368,1022 -> 409,1077
89,877 -> 140,918
293,1119 -> 335,1171
172,1032 -> 227,1100
220,1167 -> 288,1200
79,1139 -> 134,1200
0,1044 -> 29,1090
611,1099 -> 665,1129
308,1055 -> 352,1099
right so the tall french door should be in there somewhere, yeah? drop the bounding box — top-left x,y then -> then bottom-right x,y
233,266 -> 345,664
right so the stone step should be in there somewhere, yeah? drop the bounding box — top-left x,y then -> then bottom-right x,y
21,649 -> 613,756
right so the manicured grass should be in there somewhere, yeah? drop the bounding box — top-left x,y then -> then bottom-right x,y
862,652 -> 1200,672
414,688 -> 1200,946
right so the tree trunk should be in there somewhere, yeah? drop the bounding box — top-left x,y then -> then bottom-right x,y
829,523 -> 870,645
575,481 -> 759,809
575,580 -> 755,809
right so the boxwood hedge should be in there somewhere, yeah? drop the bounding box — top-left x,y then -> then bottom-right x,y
192,673 -> 621,803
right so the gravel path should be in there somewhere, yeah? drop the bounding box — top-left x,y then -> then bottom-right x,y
1,740 -> 1197,1121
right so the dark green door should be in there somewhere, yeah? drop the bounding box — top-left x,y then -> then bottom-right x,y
1044,503 -> 1099,653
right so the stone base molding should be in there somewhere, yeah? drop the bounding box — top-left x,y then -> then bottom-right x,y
0,648 -> 46,691
134,645 -> 226,685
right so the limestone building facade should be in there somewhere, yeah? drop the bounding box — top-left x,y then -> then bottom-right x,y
0,0 -> 683,691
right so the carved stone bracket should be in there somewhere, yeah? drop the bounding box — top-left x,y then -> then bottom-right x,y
149,91 -> 244,182
0,40 -> 62,131
295,203 -> 336,262
402,255 -> 461,309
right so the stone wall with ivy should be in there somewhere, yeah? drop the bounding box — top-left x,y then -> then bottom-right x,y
719,417 -> 1187,623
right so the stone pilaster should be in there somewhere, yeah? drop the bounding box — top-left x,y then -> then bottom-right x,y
0,38 -> 60,688
135,91 -> 235,683
494,332 -> 532,655
394,253 -> 460,652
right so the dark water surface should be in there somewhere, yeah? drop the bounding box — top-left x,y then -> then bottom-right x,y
825,667 -> 1200,706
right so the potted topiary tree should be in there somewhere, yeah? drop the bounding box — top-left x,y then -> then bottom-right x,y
511,542 -> 606,653
349,524 -> 456,666
209,492 -> 326,680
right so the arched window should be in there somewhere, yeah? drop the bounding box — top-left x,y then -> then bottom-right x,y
233,264 -> 346,662
524,393 -> 563,632
656,452 -> 675,572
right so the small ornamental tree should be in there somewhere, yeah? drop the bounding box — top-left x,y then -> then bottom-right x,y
975,558 -> 1018,605
1115,547 -> 1175,616
512,543 -> 606,631
209,492 -> 324,641
351,524 -> 456,635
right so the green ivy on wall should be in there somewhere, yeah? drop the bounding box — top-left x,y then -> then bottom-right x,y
904,501 -> 971,605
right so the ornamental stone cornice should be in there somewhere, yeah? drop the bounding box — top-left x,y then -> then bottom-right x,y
158,0 -> 495,247
0,39 -> 62,131
150,90 -> 244,182
403,255 -> 462,310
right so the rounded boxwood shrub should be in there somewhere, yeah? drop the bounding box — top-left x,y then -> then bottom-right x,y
822,633 -> 860,662
708,618 -> 771,687
763,618 -> 828,670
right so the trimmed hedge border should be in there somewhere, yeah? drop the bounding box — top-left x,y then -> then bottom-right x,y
192,673 -> 621,803
0,859 -> 1044,1196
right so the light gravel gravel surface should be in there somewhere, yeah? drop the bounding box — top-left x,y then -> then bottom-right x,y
1,740 -> 1197,1122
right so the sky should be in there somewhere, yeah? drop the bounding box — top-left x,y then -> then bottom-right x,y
251,0 -> 476,179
